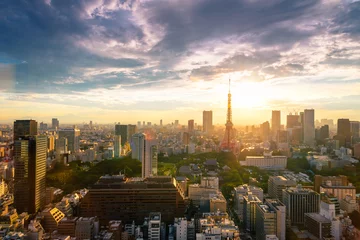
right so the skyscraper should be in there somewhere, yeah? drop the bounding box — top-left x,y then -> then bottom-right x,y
52,118 -> 59,129
14,120 -> 38,140
14,135 -> 47,213
114,135 -> 121,158
132,134 -> 158,178
115,124 -> 128,146
202,110 -> 213,133
260,121 -> 270,141
286,114 -> 300,129
350,121 -> 359,140
304,109 -> 315,147
337,119 -> 351,147
144,139 -> 157,178
271,110 -> 281,139
115,124 -> 137,146
188,120 -> 194,133
58,128 -> 80,153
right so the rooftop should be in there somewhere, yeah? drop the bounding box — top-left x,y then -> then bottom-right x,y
305,213 -> 331,223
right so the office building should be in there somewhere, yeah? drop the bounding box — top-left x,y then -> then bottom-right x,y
40,207 -> 65,232
188,120 -> 194,133
160,119 -> 163,126
271,111 -> 281,139
128,124 -> 137,140
115,124 -> 128,146
320,182 -> 356,201
80,175 -> 186,225
256,199 -> 286,240
144,139 -> 158,178
56,137 -> 68,155
148,212 -> 161,240
241,152 -> 287,170
182,132 -> 190,145
13,120 -> 38,140
244,194 -> 262,232
350,121 -> 359,139
268,176 -> 296,200
115,124 -> 137,146
304,213 -> 332,239
114,135 -> 121,158
58,128 -> 80,153
354,143 -> 360,159
58,217 -> 78,237
337,119 -> 351,147
52,118 -> 59,129
75,217 -> 99,240
318,125 -> 329,141
261,121 -> 270,141
282,185 -> 320,225
14,135 -> 47,213
203,111 -> 213,133
314,175 -> 348,193
131,133 -> 146,176
286,114 -> 300,129
304,109 -> 315,147
340,195 -> 359,213
39,122 -> 48,131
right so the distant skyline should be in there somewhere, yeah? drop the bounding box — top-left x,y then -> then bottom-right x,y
1,0 -> 360,124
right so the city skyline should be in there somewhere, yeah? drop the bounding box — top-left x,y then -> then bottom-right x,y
1,0 -> 360,124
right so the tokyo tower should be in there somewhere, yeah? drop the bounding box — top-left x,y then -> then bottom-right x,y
221,79 -> 235,151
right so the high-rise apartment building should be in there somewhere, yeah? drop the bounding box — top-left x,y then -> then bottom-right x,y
14,120 -> 38,140
304,109 -> 315,147
268,176 -> 296,200
52,118 -> 59,129
58,128 -> 80,153
14,135 -> 47,213
282,185 -> 320,225
202,111 -> 213,133
255,199 -> 286,240
114,135 -> 121,158
188,120 -> 194,133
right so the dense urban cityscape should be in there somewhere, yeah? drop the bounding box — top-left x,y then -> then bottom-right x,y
2,0 -> 360,240
1,81 -> 360,240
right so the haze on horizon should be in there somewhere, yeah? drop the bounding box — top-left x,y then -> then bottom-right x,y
1,0 -> 360,125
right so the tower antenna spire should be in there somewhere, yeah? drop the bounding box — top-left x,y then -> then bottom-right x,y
229,77 -> 231,93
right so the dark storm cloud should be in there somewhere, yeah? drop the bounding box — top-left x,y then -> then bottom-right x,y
0,0 -> 145,92
332,1 -> 360,38
148,0 -> 321,53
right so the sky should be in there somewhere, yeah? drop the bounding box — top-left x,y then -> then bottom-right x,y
1,0 -> 360,125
